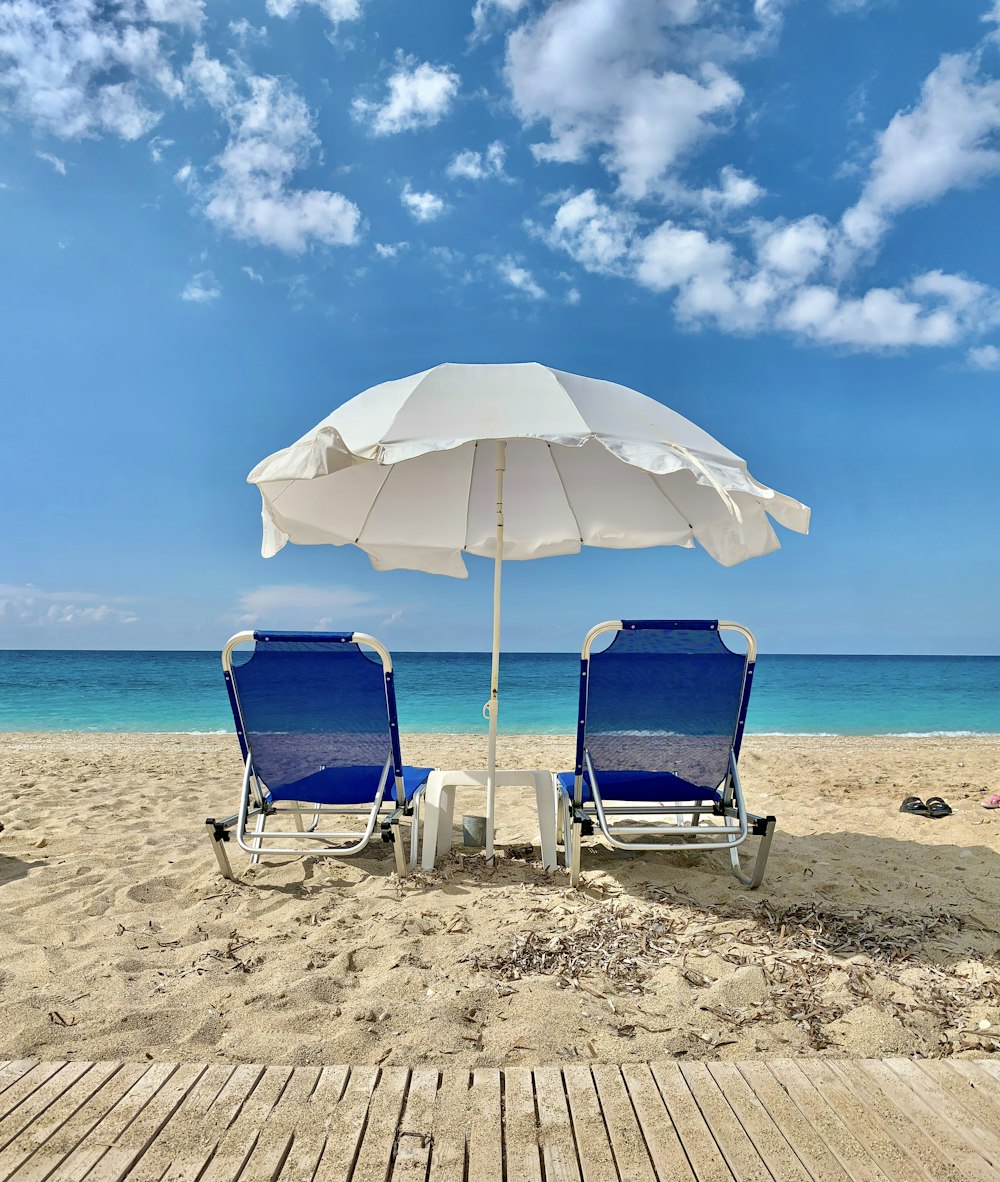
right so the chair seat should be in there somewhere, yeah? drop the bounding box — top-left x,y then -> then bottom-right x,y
266,764 -> 432,806
557,769 -> 722,804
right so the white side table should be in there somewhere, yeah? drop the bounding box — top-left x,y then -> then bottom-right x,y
420,769 -> 558,872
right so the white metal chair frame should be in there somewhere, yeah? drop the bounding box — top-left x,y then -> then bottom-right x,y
560,620 -> 776,889
206,630 -> 425,881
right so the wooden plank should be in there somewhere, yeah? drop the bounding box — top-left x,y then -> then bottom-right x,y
0,1061 -> 120,1181
679,1062 -> 772,1182
79,1062 -> 205,1182
348,1067 -> 409,1182
943,1062 -> 1000,1125
502,1069 -> 543,1182
0,1066 -> 65,1126
156,1063 -> 265,1182
705,1063 -> 811,1182
766,1060 -> 892,1182
0,1062 -> 94,1159
904,1061 -> 1000,1153
620,1064 -> 696,1182
0,1067 -> 37,1105
871,1060 -> 1000,1178
736,1061 -> 850,1182
562,1067 -> 619,1182
54,1064 -> 181,1182
313,1066 -> 380,1182
828,1060 -> 974,1182
534,1067 -> 582,1182
237,1066 -> 322,1182
118,1065 -> 235,1182
279,1066 -> 350,1182
5,1064 -> 149,1182
649,1062 -> 733,1182
972,1060 -> 1000,1084
425,1068 -> 468,1182
197,1065 -> 293,1182
467,1069 -> 503,1182
590,1066 -> 655,1182
792,1061 -> 931,1182
391,1067 -> 438,1180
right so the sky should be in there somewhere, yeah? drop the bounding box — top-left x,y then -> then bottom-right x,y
1,0 -> 999,655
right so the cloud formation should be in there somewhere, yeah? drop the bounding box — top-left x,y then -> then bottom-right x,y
352,54 -> 460,135
400,183 -> 447,222
235,583 -> 382,628
181,271 -> 221,302
0,584 -> 138,627
447,141 -> 508,181
497,256 -> 546,299
186,52 -> 362,252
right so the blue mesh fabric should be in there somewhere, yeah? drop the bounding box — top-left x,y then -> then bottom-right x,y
230,639 -> 399,804
584,626 -> 748,797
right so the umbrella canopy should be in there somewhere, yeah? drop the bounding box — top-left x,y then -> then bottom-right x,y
249,362 -> 809,575
248,362 -> 810,860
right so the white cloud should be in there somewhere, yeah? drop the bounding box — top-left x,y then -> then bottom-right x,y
181,271 -> 221,302
504,0 -> 784,198
352,54 -> 460,136
471,0 -> 529,41
753,215 -> 832,280
0,584 -> 137,627
174,161 -> 193,184
400,183 -> 447,222
967,343 -> 1000,369
839,52 -> 1000,265
186,55 -> 362,253
35,150 -> 66,175
0,1 -> 185,141
229,19 -> 268,47
375,241 -> 408,258
497,256 -> 546,299
565,286 -> 581,305
147,135 -> 174,163
145,0 -> 206,30
265,0 -> 363,22
242,265 -> 264,282
542,189 -> 636,273
235,583 -> 381,628
446,141 -> 508,181
697,165 -> 764,211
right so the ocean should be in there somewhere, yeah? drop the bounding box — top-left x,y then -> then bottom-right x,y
0,650 -> 998,736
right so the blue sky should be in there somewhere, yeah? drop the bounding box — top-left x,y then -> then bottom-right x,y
2,0 -> 999,655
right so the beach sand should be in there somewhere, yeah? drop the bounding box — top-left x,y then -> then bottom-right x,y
1,732 -> 998,1067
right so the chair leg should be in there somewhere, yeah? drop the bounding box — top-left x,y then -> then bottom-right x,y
729,816 -> 776,889
206,820 -> 235,882
569,810 -> 582,887
249,809 -> 266,866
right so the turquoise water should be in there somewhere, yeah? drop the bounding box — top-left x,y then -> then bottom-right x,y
0,650 -> 998,735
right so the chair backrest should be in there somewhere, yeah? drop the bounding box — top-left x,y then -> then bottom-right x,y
222,631 -> 403,799
577,620 -> 754,794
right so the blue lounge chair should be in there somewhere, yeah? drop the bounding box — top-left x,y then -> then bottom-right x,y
556,620 -> 775,888
206,631 -> 431,880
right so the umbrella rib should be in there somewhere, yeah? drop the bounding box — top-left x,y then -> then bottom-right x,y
462,439 -> 478,553
353,463 -> 395,544
547,443 -> 584,545
643,468 -> 694,533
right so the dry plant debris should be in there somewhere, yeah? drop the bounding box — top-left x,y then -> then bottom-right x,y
474,893 -> 999,1053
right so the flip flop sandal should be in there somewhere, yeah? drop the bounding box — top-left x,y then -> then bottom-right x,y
899,796 -> 929,815
982,795 -> 1000,810
925,796 -> 953,819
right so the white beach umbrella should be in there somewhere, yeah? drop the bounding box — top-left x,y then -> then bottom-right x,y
248,362 -> 810,858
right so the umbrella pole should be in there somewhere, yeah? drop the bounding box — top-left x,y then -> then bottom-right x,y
485,440 -> 506,863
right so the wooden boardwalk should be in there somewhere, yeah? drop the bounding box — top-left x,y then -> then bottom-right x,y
0,1057 -> 996,1181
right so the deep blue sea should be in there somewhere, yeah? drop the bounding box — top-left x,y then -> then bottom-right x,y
0,650 -> 998,735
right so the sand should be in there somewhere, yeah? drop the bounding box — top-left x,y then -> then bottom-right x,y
1,731 -> 998,1067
